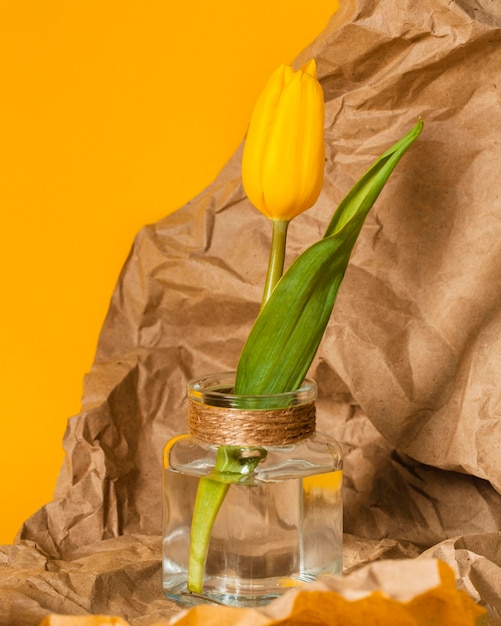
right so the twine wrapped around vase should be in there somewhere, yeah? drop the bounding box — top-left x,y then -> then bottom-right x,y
188,399 -> 316,446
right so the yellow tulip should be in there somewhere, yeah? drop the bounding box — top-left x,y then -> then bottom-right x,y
242,58 -> 325,221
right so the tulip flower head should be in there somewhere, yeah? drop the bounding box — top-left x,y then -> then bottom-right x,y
242,59 -> 325,222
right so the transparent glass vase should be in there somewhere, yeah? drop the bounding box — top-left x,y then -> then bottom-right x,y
162,372 -> 343,608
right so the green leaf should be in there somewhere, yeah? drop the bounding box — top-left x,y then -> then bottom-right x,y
235,119 -> 423,395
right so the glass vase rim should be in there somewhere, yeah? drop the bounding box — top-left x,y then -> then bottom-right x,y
187,371 -> 317,407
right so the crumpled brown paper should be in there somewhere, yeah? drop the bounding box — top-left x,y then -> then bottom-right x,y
2,0 -> 501,623
38,560 -> 488,626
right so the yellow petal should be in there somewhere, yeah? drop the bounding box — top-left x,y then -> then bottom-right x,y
300,57 -> 317,77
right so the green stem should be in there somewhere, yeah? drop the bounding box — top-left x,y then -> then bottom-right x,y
187,480 -> 229,593
187,446 -> 267,593
261,219 -> 290,309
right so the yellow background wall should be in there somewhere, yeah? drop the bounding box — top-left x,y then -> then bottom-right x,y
0,0 -> 337,543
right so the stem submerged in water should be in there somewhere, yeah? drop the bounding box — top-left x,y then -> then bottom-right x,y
187,446 -> 267,593
187,480 -> 228,593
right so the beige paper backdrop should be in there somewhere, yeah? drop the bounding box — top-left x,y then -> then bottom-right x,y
2,0 -> 501,623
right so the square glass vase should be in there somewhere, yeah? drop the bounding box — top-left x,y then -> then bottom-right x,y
162,372 -> 343,608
